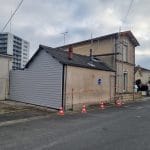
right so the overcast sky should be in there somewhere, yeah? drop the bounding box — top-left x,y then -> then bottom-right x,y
0,0 -> 150,69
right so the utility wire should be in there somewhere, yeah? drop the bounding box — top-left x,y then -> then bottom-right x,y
122,0 -> 134,24
119,0 -> 134,32
1,0 -> 24,32
117,0 -> 134,94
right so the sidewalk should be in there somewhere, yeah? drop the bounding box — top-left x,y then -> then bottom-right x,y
0,100 -> 55,124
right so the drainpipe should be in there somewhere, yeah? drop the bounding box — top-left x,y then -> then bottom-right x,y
90,49 -> 93,61
133,47 -> 135,101
114,36 -> 117,100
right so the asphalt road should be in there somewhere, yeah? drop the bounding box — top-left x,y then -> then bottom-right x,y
0,98 -> 150,150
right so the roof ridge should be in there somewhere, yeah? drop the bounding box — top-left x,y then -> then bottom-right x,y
56,30 -> 139,48
135,65 -> 150,71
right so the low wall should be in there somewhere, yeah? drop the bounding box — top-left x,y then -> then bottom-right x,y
116,92 -> 142,103
134,92 -> 142,99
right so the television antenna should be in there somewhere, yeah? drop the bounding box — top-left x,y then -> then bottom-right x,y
61,31 -> 68,45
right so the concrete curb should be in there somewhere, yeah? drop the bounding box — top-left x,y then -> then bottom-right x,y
0,100 -> 57,115
87,97 -> 150,110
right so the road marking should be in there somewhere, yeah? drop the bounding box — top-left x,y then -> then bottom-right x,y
136,106 -> 144,110
123,105 -> 129,108
136,115 -> 141,118
0,115 -> 50,127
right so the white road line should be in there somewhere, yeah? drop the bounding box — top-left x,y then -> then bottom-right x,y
0,115 -> 50,127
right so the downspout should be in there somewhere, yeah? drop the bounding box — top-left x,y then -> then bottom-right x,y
8,57 -> 12,100
110,75 -> 111,102
114,36 -> 117,99
62,65 -> 67,110
62,65 -> 64,108
6,58 -> 10,100
133,47 -> 135,101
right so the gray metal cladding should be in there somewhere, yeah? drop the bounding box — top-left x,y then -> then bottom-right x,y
9,50 -> 63,109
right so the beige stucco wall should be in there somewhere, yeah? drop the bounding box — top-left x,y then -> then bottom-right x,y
116,62 -> 134,93
64,35 -> 136,101
71,37 -> 115,56
0,56 -> 12,100
115,36 -> 135,101
65,66 -> 115,110
71,38 -> 116,69
116,36 -> 135,64
135,70 -> 150,84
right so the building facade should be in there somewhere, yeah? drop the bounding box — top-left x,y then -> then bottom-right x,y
10,45 -> 115,110
58,31 -> 140,101
0,32 -> 29,69
135,65 -> 150,84
0,54 -> 12,100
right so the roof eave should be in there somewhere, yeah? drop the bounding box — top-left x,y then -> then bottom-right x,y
63,63 -> 115,72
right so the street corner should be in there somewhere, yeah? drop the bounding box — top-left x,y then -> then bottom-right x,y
0,101 -> 55,126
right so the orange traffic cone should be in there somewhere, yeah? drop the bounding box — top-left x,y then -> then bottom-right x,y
115,99 -> 122,107
57,107 -> 64,116
100,101 -> 105,110
81,104 -> 87,113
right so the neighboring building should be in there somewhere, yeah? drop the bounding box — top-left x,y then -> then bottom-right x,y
135,65 -> 150,84
0,54 -> 12,100
58,31 -> 140,101
0,32 -> 29,69
10,45 -> 115,110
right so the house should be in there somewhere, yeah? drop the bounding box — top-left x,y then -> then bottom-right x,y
0,54 -> 12,100
10,45 -> 115,110
58,31 -> 140,101
135,65 -> 150,84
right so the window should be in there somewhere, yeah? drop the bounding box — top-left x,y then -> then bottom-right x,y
24,41 -> 28,45
123,44 -> 128,62
23,49 -> 27,52
123,72 -> 128,92
24,45 -> 28,48
14,36 -> 22,41
23,56 -> 27,59
23,53 -> 27,56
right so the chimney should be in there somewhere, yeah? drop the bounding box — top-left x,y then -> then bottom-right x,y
90,49 -> 93,61
68,46 -> 73,60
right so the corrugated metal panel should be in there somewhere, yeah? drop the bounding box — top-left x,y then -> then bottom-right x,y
9,50 -> 63,109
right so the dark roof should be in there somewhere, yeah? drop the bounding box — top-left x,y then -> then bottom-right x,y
57,30 -> 140,48
25,45 -> 114,72
135,65 -> 150,73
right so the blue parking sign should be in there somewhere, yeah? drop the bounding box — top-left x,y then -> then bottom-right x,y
98,79 -> 102,85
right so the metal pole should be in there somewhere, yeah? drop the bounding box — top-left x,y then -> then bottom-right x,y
61,32 -> 68,45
